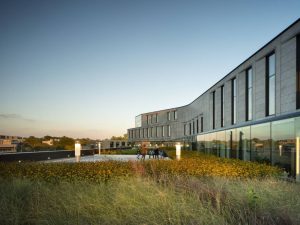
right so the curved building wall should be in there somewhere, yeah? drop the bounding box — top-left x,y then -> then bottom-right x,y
128,19 -> 300,145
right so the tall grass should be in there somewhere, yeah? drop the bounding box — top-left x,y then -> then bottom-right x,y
0,176 -> 299,225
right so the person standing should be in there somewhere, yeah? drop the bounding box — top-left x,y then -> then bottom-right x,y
136,147 -> 141,159
141,144 -> 147,160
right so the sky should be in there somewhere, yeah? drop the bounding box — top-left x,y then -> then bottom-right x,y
0,0 -> 299,139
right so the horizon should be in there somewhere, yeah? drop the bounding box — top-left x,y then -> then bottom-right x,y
1,0 -> 300,139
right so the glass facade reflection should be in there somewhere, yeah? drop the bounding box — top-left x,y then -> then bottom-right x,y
272,119 -> 295,176
237,126 -> 251,161
251,123 -> 271,163
196,116 -> 300,177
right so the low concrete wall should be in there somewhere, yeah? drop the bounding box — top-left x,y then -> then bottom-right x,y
0,149 -> 95,162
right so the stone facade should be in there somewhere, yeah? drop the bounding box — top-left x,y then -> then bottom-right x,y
128,19 -> 300,145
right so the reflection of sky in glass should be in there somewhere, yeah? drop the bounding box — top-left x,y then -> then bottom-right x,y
252,123 -> 270,141
0,1 -> 299,138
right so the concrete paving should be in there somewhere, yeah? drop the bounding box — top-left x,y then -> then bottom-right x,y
45,154 -> 170,163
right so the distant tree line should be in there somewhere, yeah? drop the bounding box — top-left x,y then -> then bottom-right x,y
19,136 -> 94,152
18,134 -> 128,152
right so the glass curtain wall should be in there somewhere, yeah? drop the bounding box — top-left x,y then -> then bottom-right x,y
225,129 -> 237,159
251,123 -> 271,163
196,116 -> 300,177
272,119 -> 295,176
197,134 -> 205,152
216,131 -> 226,157
237,126 -> 251,161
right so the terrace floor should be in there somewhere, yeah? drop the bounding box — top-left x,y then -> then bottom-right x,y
46,154 -> 170,163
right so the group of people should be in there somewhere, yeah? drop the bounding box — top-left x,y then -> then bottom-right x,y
136,144 -> 166,160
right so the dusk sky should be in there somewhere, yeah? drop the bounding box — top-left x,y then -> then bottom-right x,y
0,0 -> 299,139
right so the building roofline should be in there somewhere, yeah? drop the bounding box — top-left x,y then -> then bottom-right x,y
136,18 -> 300,117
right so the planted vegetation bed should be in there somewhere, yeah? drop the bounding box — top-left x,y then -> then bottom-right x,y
1,151 -> 299,225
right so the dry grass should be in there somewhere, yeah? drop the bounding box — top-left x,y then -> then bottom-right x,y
0,176 -> 299,225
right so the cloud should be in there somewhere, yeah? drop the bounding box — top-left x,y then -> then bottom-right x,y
0,113 -> 35,122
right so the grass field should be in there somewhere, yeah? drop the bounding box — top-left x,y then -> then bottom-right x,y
0,150 -> 299,225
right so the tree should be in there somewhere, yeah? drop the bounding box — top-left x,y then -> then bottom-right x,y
24,136 -> 41,147
111,134 -> 128,140
58,136 -> 75,150
43,135 -> 52,140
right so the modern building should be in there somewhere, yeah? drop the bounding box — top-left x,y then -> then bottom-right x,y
0,135 -> 23,152
128,19 -> 300,179
101,139 -> 130,150
42,139 -> 54,146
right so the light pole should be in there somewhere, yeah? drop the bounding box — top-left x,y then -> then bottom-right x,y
75,141 -> 81,162
98,142 -> 101,155
175,142 -> 181,160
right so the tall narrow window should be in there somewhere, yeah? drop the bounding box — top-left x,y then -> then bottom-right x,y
266,53 -> 275,116
162,126 -> 164,137
212,91 -> 215,129
246,67 -> 253,121
146,115 -> 149,124
150,127 -> 153,137
191,121 -> 194,134
221,85 -> 224,127
147,128 -> 150,138
155,113 -> 158,123
174,111 -> 177,120
184,124 -> 186,136
150,115 -> 153,124
156,126 -> 158,137
167,125 -> 171,137
189,123 -> 192,135
231,78 -> 237,124
200,117 -> 203,132
167,112 -> 171,120
297,35 -> 300,109
196,119 -> 199,133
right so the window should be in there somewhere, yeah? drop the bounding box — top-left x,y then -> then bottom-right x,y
155,113 -> 158,123
174,111 -> 177,120
212,91 -> 215,129
196,119 -> 199,133
143,129 -> 145,138
246,67 -> 253,121
156,126 -> 158,137
231,78 -> 237,124
140,129 -> 142,138
148,115 -> 151,124
167,112 -> 171,120
201,117 -> 203,132
146,115 -> 149,124
266,53 -> 275,116
184,124 -> 186,136
162,126 -> 165,137
221,85 -> 224,127
193,121 -> 195,134
167,125 -> 171,137
150,115 -> 153,124
272,119 -> 295,176
189,123 -> 192,135
251,123 -> 271,162
296,35 -> 300,109
147,128 -> 150,138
